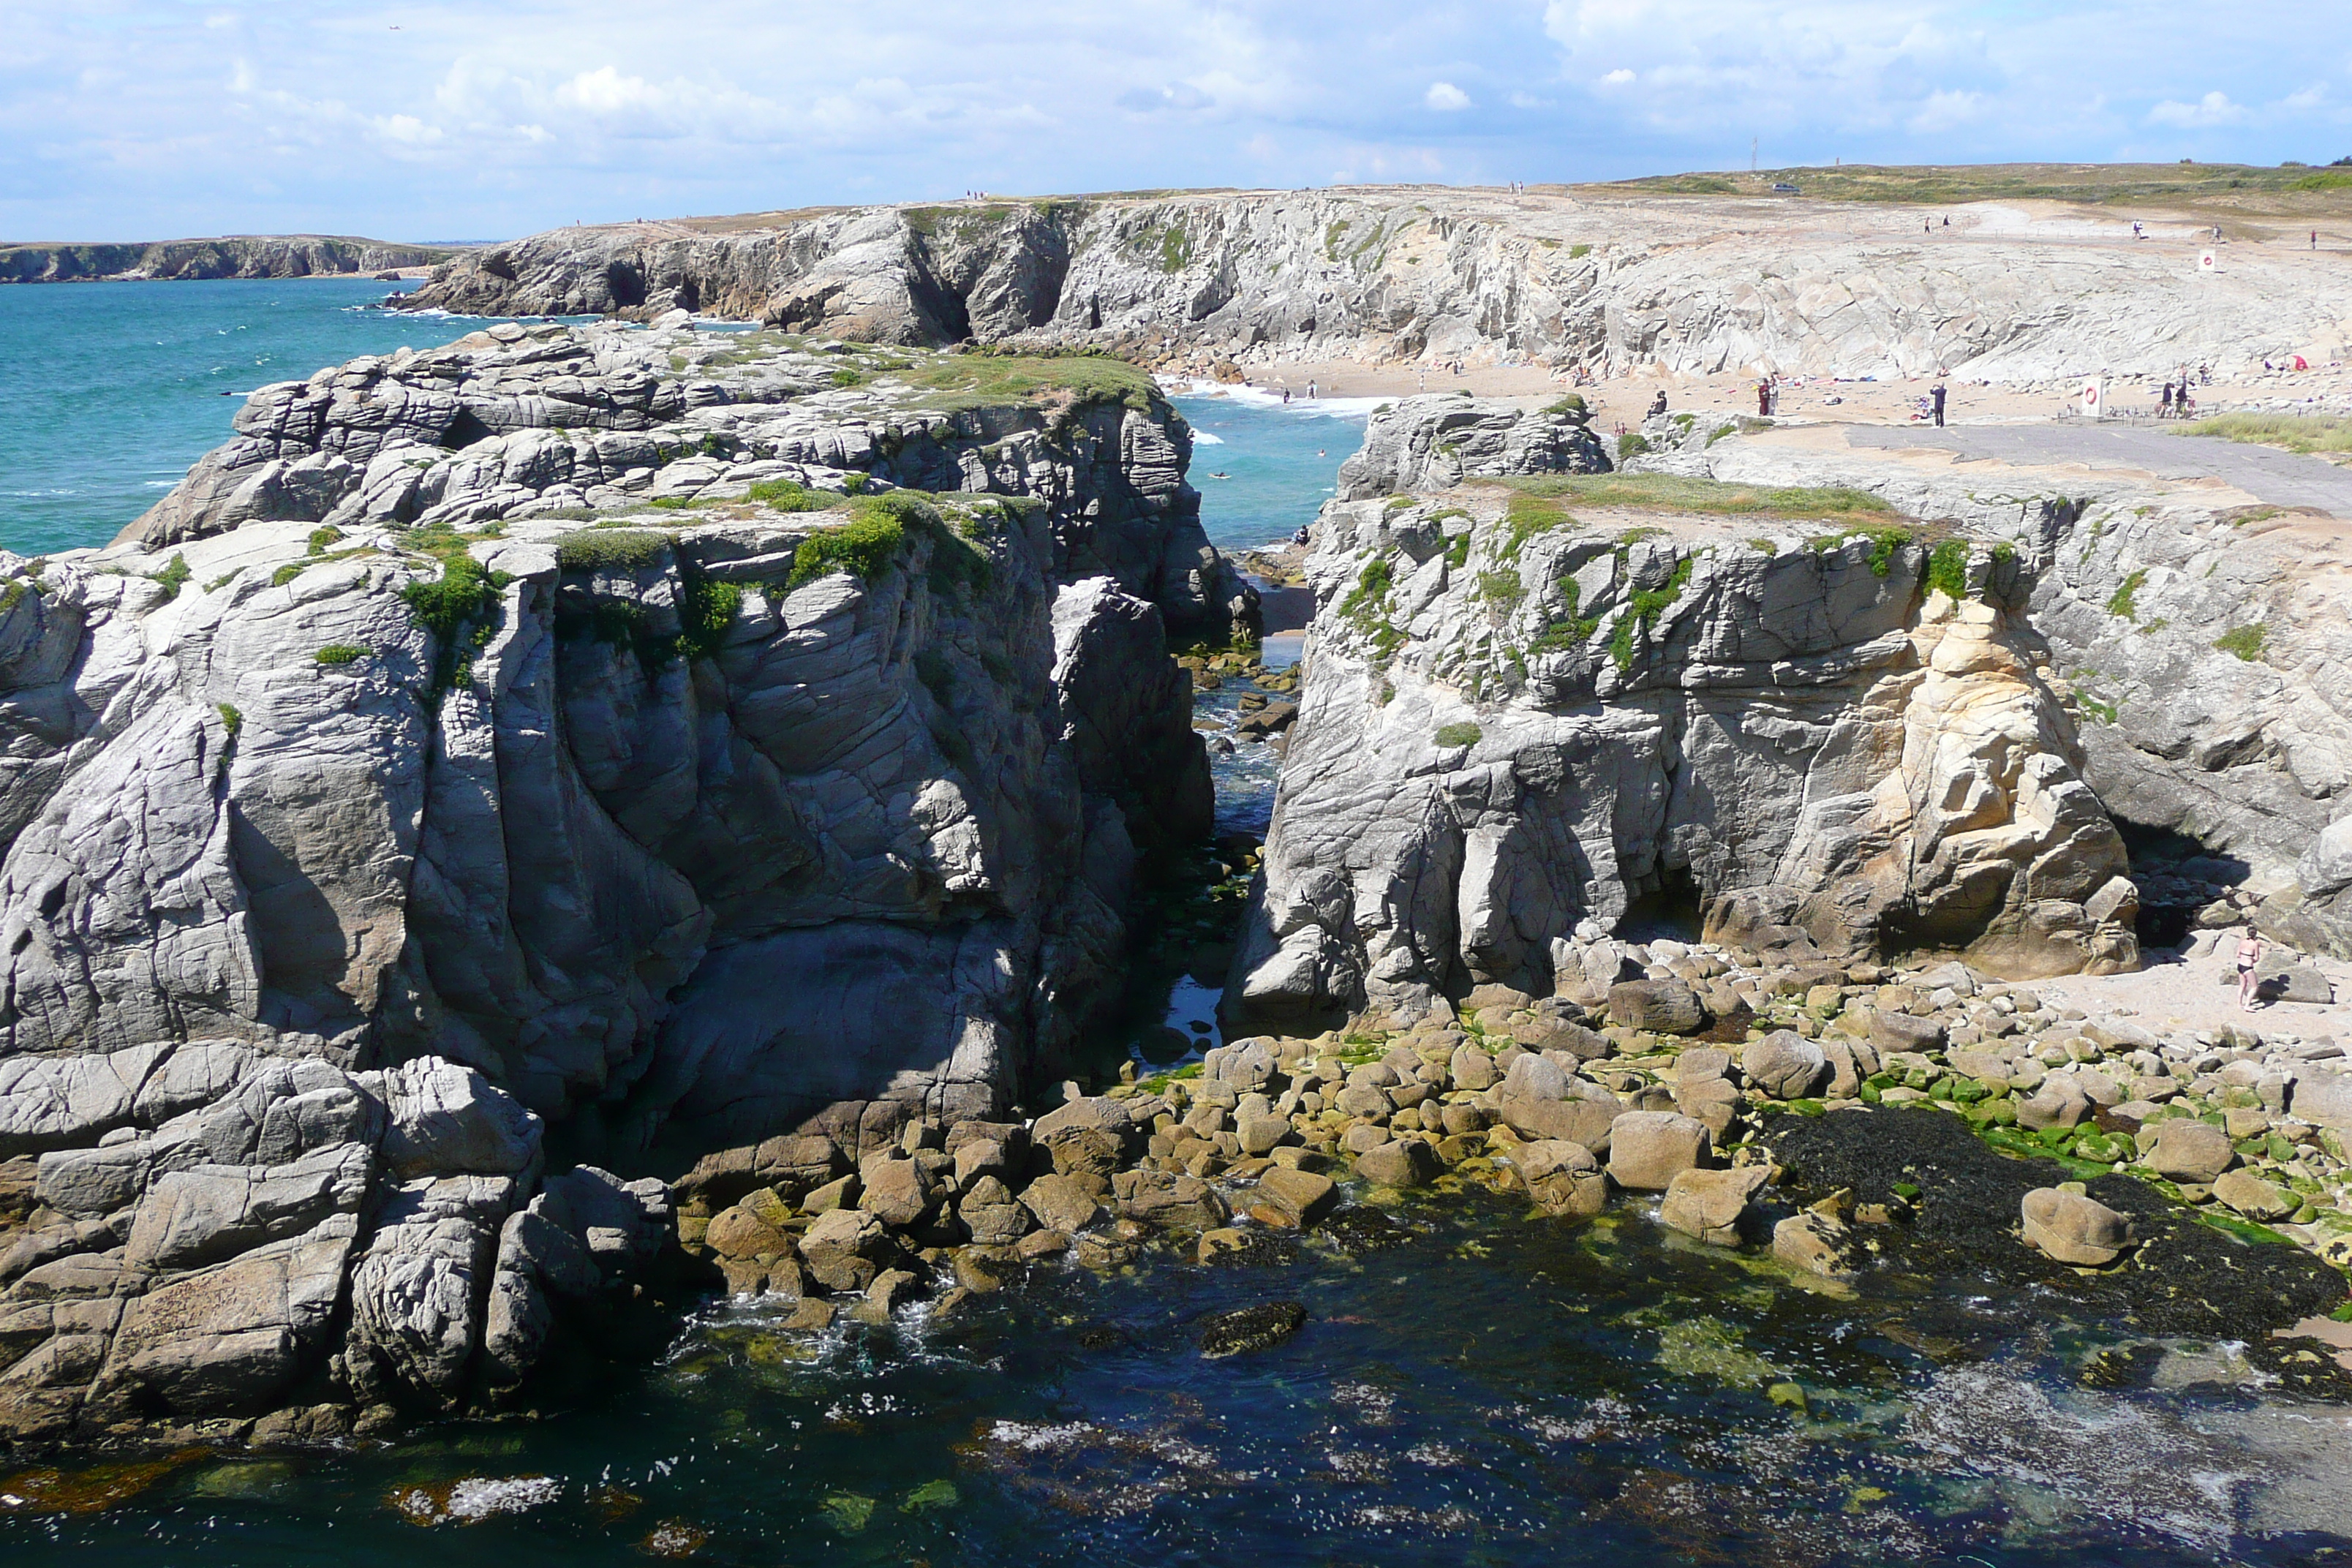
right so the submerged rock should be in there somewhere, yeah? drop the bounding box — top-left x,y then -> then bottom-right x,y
1196,1300 -> 1306,1358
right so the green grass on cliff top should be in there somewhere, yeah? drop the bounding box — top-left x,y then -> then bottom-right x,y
2178,412 -> 2352,456
893,348 -> 1158,413
1496,472 -> 1893,518
1611,161 -> 2352,217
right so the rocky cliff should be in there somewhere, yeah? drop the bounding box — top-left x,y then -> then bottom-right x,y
0,236 -> 460,284
0,324 -> 1228,1441
1231,409 -> 2144,1030
396,192 -> 2352,380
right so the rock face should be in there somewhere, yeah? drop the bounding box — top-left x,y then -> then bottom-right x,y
0,1041 -> 670,1439
0,236 -> 459,285
1230,479 -> 2138,1030
0,327 -> 1235,1439
394,193 -> 2352,381
118,321 -> 1254,647
1335,396 -> 1611,500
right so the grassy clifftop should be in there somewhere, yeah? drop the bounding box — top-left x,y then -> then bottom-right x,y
1611,162 -> 2352,219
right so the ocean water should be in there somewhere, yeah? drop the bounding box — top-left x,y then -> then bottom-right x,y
7,1191 -> 2347,1566
0,277 -> 460,557
1169,387 -> 1370,554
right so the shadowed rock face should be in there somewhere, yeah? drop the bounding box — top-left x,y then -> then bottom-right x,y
1229,483 -> 2138,1031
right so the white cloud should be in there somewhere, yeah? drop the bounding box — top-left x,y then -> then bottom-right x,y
6,1 -> 2352,243
2148,90 -> 2246,127
1907,88 -> 1982,132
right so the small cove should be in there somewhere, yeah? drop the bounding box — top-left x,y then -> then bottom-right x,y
6,317 -> 2351,1565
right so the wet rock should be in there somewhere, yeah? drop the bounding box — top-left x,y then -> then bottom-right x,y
2021,1187 -> 2134,1266
2212,1169 -> 2297,1221
1018,1173 -> 1105,1235
1607,979 -> 1705,1036
1320,1207 -> 1411,1251
1198,1226 -> 1297,1267
1660,1165 -> 1772,1245
1249,1166 -> 1338,1228
1032,1097 -> 1142,1180
1354,1139 -> 1441,1189
1197,1300 -> 1306,1357
1513,1140 -> 1606,1218
859,1268 -> 922,1321
704,1204 -> 793,1262
955,1176 -> 1035,1245
1772,1209 -> 1859,1279
1606,1111 -> 1711,1191
2144,1120 -> 2235,1183
1119,1169 -> 1231,1230
797,1209 -> 894,1294
1236,1112 -> 1294,1157
1741,1033 -> 1828,1100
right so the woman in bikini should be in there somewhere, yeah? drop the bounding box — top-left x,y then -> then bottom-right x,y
2237,930 -> 2265,1011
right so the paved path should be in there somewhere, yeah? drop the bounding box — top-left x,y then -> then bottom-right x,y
1847,423 -> 2352,516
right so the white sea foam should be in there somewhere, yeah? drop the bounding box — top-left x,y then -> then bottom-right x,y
1191,429 -> 1225,444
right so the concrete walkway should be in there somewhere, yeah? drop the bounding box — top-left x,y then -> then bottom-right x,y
1846,423 -> 2352,516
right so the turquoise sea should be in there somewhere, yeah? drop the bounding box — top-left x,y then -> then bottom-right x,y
0,278 -> 465,557
0,281 -> 1354,562
1,285 -> 2342,1568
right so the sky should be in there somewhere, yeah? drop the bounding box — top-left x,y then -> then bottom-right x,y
4,1 -> 2351,244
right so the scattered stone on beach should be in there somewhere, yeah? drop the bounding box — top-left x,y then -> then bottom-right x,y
1512,1140 -> 1608,1218
2143,1120 -> 2236,1184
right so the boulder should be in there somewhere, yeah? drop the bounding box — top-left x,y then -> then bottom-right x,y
1606,1111 -> 1711,1191
2020,1187 -> 2133,1266
1449,1043 -> 1499,1092
856,1158 -> 935,1229
1120,1171 -> 1231,1230
1740,1033 -> 1828,1100
375,1059 -> 543,1180
1032,1098 -> 1142,1180
2212,1168 -> 2297,1221
1659,1165 -> 1771,1246
1354,1139 -> 1441,1188
2144,1119 -> 2235,1184
1250,1166 -> 1338,1228
955,1176 -> 1036,1245
2016,1077 -> 2092,1131
1773,1210 -> 1858,1278
1512,1140 -> 1607,1218
796,1208 -> 894,1294
1018,1172 -> 1105,1235
1607,979 -> 1706,1035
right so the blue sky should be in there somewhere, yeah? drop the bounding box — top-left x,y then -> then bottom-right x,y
4,1 -> 2350,242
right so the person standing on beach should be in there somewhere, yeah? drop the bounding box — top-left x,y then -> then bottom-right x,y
1931,382 -> 1946,426
1307,378 -> 1317,399
2238,930 -> 2266,1011
1757,381 -> 1771,416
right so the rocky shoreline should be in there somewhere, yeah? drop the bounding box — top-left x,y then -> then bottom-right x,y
10,324 -> 2352,1467
0,236 -> 461,285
